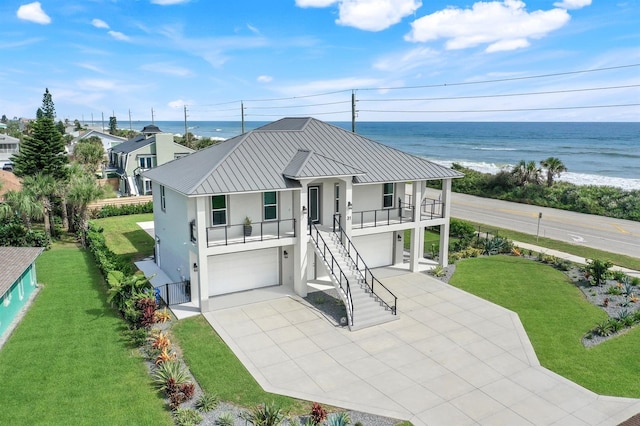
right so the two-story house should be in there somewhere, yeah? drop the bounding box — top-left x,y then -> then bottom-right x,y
108,125 -> 194,196
69,129 -> 126,154
0,134 -> 20,169
144,118 -> 462,330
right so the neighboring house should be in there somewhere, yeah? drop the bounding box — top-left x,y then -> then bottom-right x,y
0,247 -> 43,341
108,125 -> 194,196
0,133 -> 20,168
144,118 -> 462,329
69,129 -> 127,154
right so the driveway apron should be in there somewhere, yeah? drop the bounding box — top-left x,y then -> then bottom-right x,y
203,272 -> 640,425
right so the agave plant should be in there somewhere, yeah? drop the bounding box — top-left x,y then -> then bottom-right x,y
153,360 -> 190,392
240,402 -> 287,426
324,412 -> 351,426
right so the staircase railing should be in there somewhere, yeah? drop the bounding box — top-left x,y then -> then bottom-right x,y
332,215 -> 397,315
309,222 -> 354,326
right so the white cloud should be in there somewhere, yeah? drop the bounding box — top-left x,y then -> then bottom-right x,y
247,24 -> 261,35
76,63 -> 107,74
295,0 -> 421,31
108,31 -> 131,41
139,62 -> 192,77
405,0 -> 570,52
373,46 -> 440,72
295,0 -> 338,6
553,0 -> 591,9
257,75 -> 273,83
168,99 -> 190,108
16,2 -> 51,25
91,18 -> 109,29
151,0 -> 190,4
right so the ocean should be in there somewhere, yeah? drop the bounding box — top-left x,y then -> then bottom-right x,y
146,121 -> 640,191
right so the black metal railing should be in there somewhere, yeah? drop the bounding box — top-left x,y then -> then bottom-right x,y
155,280 -> 190,306
351,197 -> 414,229
206,218 -> 296,247
332,216 -> 397,316
420,198 -> 443,219
309,223 -> 354,327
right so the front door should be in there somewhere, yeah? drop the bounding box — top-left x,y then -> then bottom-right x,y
308,186 -> 320,224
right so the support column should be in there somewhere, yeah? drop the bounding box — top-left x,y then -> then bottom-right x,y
439,178 -> 452,267
409,180 -> 423,272
195,197 -> 209,311
294,184 -> 308,297
339,178 -> 353,240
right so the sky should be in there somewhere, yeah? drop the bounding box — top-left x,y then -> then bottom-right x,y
1,0 -> 638,123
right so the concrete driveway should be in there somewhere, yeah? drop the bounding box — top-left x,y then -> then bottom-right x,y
203,271 -> 640,425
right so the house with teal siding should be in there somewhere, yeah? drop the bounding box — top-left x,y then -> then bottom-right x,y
0,247 -> 43,343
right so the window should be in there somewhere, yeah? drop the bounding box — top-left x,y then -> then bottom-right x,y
144,180 -> 152,194
334,184 -> 340,213
138,156 -> 155,169
211,195 -> 227,226
263,191 -> 277,221
160,185 -> 166,211
383,183 -> 394,208
189,220 -> 196,243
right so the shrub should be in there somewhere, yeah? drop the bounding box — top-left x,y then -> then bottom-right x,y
136,297 -> 158,327
155,307 -> 172,323
216,412 -> 235,426
240,402 -> 287,426
449,218 -> 476,242
585,258 -> 613,286
151,331 -> 171,351
155,347 -> 177,365
93,201 -> 153,218
617,309 -> 634,327
169,382 -> 196,410
612,270 -> 627,282
609,318 -> 624,333
122,326 -> 148,347
430,264 -> 446,277
173,408 -> 202,426
310,402 -> 327,425
632,277 -> 640,286
325,412 -> 351,426
153,360 -> 190,393
606,286 -> 622,296
195,392 -> 219,412
594,320 -> 612,337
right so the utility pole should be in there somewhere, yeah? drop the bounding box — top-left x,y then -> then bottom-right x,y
128,109 -> 132,130
536,212 -> 542,242
151,108 -> 155,124
184,105 -> 189,147
351,91 -> 356,133
101,112 -> 104,131
241,101 -> 245,134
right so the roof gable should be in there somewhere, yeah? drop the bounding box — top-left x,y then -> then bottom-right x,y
0,247 -> 43,297
283,149 -> 365,179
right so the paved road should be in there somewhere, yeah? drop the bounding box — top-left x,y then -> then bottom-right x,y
443,191 -> 640,259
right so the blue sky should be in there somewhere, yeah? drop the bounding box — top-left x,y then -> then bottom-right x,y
1,0 -> 638,122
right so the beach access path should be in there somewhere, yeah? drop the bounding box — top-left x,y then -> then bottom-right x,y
444,191 -> 640,259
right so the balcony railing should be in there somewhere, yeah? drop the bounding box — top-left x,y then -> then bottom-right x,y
351,198 -> 415,229
206,218 -> 296,247
155,281 -> 190,306
420,198 -> 443,219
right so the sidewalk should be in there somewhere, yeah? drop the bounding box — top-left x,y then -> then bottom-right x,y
513,241 -> 640,279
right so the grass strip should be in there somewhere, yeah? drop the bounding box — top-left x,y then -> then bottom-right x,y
450,256 -> 640,397
462,219 -> 640,270
94,213 -> 155,264
172,315 -> 310,414
0,246 -> 171,425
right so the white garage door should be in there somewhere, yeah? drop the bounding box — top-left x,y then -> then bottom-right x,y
352,233 -> 393,268
208,248 -> 279,296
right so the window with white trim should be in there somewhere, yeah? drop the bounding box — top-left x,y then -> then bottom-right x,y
383,183 -> 394,208
211,195 -> 227,226
144,180 -> 152,194
160,185 -> 166,211
263,191 -> 277,221
138,155 -> 155,169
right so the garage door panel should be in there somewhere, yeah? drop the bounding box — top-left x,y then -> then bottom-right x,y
353,233 -> 393,268
208,249 -> 278,296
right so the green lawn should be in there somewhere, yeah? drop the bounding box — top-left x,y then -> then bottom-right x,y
172,315 -> 310,414
94,213 -> 154,264
450,256 -> 640,397
0,246 -> 171,425
463,219 -> 640,271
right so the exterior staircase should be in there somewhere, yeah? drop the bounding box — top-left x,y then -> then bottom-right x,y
309,224 -> 398,331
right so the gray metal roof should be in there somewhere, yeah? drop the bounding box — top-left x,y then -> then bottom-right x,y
110,134 -> 152,154
0,247 -> 43,297
143,117 -> 463,196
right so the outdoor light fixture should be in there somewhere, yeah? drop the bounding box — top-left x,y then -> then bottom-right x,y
193,262 -> 198,272
302,206 -> 307,213
347,201 -> 352,209
397,234 -> 402,241
283,250 -> 289,259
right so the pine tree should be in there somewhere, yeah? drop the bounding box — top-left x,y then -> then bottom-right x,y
109,116 -> 117,135
11,89 -> 68,179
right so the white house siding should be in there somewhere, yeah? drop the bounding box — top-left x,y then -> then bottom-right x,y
352,232 -> 394,268
353,183 -> 387,212
207,248 -> 279,296
152,183 -> 191,283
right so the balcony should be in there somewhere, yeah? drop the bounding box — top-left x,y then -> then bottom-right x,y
348,197 -> 444,230
206,218 -> 296,247
420,197 -> 443,220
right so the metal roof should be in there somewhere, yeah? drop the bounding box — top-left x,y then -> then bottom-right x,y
110,134 -> 153,154
143,117 -> 463,196
0,247 -> 43,297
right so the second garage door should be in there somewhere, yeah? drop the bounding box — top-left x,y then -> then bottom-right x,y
208,248 -> 279,296
352,232 -> 393,268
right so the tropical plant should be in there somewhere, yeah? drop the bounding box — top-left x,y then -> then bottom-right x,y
2,189 -> 43,228
617,309 -> 634,327
151,331 -> 171,350
593,320 -> 613,337
153,360 -> 190,392
155,347 -> 177,365
540,157 -> 567,187
22,173 -> 56,237
74,137 -> 105,174
216,412 -> 235,426
324,412 -> 351,426
309,402 -> 327,425
195,392 -> 220,412
173,408 -> 203,426
240,402 -> 287,426
67,169 -> 105,244
430,264 -> 446,277
155,307 -> 172,323
511,160 -> 541,186
585,258 -> 613,286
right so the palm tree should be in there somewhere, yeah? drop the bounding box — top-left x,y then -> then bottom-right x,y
540,157 -> 567,187
67,171 -> 105,246
22,173 -> 56,237
2,190 -> 43,228
512,160 -> 541,186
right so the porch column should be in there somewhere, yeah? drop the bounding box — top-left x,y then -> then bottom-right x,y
338,178 -> 353,239
409,181 -> 424,272
293,185 -> 308,297
195,196 -> 209,311
439,178 -> 452,267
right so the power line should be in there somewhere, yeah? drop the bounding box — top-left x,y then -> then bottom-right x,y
245,100 -> 351,110
359,103 -> 640,114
